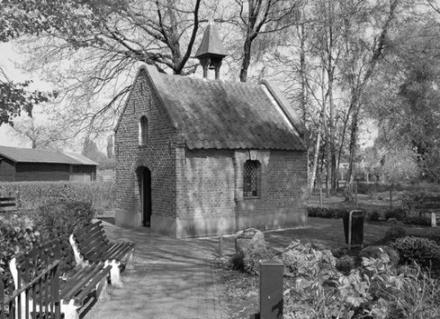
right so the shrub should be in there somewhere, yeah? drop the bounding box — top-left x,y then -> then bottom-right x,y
0,215 -> 41,294
336,255 -> 355,275
367,211 -> 380,221
0,181 -> 115,213
382,226 -> 407,243
385,208 -> 407,220
307,207 -> 347,219
402,216 -> 431,226
230,252 -> 245,272
392,237 -> 440,269
35,200 -> 95,241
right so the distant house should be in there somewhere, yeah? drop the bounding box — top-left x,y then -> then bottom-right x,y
0,146 -> 97,182
114,23 -> 308,238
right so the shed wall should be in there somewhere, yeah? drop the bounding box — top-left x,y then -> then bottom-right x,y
0,159 -> 15,181
15,163 -> 71,181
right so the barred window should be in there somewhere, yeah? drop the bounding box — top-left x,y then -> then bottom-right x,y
243,160 -> 261,198
139,116 -> 148,146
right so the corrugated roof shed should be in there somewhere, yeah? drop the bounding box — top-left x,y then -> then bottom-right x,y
0,146 -> 97,165
140,66 -> 306,151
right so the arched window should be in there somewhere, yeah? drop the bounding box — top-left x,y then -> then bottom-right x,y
139,116 -> 148,146
243,160 -> 261,198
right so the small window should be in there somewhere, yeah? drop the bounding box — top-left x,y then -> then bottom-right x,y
243,160 -> 261,198
139,116 -> 148,146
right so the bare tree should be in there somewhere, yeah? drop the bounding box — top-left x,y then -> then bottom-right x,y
19,0 -> 203,138
343,0 -> 400,184
232,0 -> 300,82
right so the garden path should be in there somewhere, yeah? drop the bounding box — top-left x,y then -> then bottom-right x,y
86,221 -> 229,319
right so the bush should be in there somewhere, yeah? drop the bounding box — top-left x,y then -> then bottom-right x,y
403,216 -> 431,226
35,200 -> 95,241
367,211 -> 380,221
385,208 -> 407,220
0,215 -> 41,294
392,236 -> 440,269
382,226 -> 407,243
230,252 -> 245,272
0,181 -> 115,213
307,207 -> 348,219
336,255 -> 355,275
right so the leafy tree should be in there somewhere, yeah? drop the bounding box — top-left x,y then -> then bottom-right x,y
0,0 -> 62,125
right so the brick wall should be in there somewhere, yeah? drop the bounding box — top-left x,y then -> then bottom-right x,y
176,148 -> 236,237
234,150 -> 308,230
115,68 -> 177,231
176,148 -> 307,237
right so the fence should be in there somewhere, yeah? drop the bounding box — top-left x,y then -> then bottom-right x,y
1,260 -> 60,319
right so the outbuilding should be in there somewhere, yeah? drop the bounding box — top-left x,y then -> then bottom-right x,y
0,145 -> 97,182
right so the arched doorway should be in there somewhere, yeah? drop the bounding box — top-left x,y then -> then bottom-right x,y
138,167 -> 152,227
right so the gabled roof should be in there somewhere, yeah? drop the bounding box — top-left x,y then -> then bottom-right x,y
117,65 -> 306,151
64,152 -> 99,166
0,145 -> 97,166
194,22 -> 227,58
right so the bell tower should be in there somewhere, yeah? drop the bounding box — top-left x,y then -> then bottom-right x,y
195,21 -> 227,80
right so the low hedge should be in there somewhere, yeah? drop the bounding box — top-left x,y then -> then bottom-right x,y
0,181 -> 115,213
308,207 -> 382,221
307,207 -> 348,218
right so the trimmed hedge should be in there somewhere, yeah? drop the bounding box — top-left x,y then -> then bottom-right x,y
307,207 -> 348,218
0,181 -> 115,214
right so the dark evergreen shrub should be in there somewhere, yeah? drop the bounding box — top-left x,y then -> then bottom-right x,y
392,236 -> 440,269
383,226 -> 407,243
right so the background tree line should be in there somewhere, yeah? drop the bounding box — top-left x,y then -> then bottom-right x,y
1,0 -> 440,189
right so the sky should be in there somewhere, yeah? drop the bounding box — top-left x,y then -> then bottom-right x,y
0,39 -> 377,153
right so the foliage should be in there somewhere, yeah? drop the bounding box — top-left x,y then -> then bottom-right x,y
0,214 -> 41,293
367,211 -> 380,221
402,216 -> 431,226
382,226 -> 407,243
307,207 -> 347,219
284,242 -> 440,319
282,240 -> 337,280
0,181 -> 115,213
336,255 -> 355,275
35,201 -> 95,241
0,81 -> 53,126
384,208 -> 407,220
391,236 -> 440,269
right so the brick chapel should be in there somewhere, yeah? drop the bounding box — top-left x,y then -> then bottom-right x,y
114,23 -> 308,238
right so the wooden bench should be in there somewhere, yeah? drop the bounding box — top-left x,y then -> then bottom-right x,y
69,220 -> 135,287
1,260 -> 61,319
0,197 -> 17,213
9,237 -> 111,319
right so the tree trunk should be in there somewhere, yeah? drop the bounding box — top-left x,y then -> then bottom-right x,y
309,130 -> 322,192
346,94 -> 360,185
240,37 -> 252,82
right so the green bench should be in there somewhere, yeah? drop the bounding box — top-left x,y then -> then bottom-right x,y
10,238 -> 111,319
0,197 -> 17,213
69,220 -> 135,287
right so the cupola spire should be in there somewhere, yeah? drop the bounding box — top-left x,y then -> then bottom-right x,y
195,21 -> 227,80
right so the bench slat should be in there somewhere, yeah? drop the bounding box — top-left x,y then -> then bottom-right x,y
73,220 -> 134,272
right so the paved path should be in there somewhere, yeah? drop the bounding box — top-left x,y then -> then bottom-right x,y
86,222 -> 228,319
